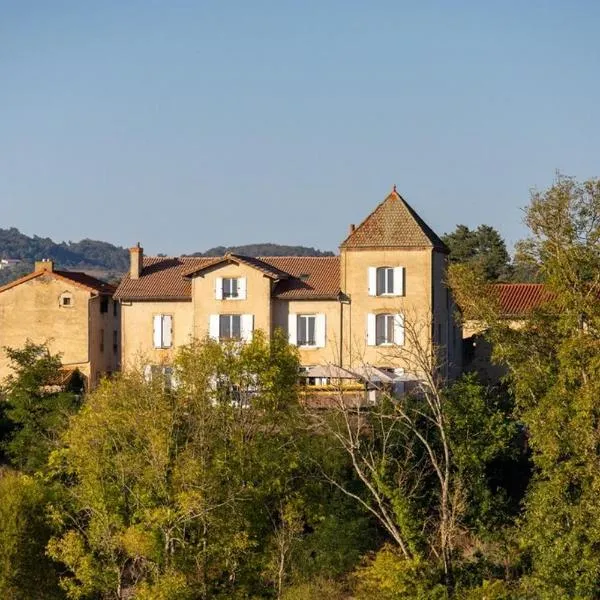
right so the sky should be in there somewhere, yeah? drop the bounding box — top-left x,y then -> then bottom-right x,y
1,1 -> 599,255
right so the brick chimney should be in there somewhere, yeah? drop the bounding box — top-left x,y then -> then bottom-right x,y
35,259 -> 54,272
129,243 -> 143,279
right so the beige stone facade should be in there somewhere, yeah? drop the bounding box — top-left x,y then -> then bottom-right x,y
115,190 -> 462,384
0,261 -> 119,388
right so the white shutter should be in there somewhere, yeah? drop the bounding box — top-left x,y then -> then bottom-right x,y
241,314 -> 254,342
238,277 -> 247,300
393,267 -> 405,296
368,267 -> 377,296
153,315 -> 163,348
315,314 -> 326,348
143,364 -> 153,382
209,314 -> 220,340
367,313 -> 376,346
288,313 -> 298,345
215,277 -> 223,300
394,313 -> 405,345
162,315 -> 173,348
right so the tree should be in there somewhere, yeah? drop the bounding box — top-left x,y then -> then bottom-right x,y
304,317 -> 517,592
1,341 -> 82,473
47,331 -> 311,599
0,468 -> 63,599
452,175 -> 600,597
442,224 -> 512,281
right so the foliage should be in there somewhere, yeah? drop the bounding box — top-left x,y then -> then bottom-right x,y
442,224 -> 512,281
353,545 -> 447,600
1,341 -> 81,473
194,243 -> 335,257
0,227 -> 130,270
46,331 -> 365,599
0,469 -> 63,599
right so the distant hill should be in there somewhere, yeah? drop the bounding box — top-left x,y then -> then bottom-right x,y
0,228 -> 334,286
193,243 -> 335,257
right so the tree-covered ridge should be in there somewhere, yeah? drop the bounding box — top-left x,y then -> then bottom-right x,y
194,243 -> 335,257
0,227 -> 334,269
0,227 -> 130,271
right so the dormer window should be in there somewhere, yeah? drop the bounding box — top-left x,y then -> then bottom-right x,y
215,277 -> 247,300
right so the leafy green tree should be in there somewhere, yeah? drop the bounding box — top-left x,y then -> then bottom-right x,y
1,341 -> 81,473
47,331 -> 310,599
455,175 -> 600,597
0,468 -> 63,599
443,224 -> 512,281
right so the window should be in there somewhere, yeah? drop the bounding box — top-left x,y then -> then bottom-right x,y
60,292 -> 73,307
219,314 -> 241,339
223,278 -> 238,298
113,330 -> 118,353
367,313 -> 405,346
288,313 -> 326,347
153,315 -> 173,348
100,297 -> 109,313
297,315 -> 316,346
376,314 -> 395,345
215,277 -> 246,300
368,267 -> 405,296
144,365 -> 177,390
376,267 -> 394,295
100,328 -> 105,353
113,301 -> 118,317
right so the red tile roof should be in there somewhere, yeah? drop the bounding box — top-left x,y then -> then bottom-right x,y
114,257 -> 214,300
265,257 -> 340,300
490,283 -> 555,317
340,190 -> 448,251
114,255 -> 341,301
0,269 -> 115,296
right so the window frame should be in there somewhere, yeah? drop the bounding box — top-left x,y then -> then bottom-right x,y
375,313 -> 395,345
153,314 -> 173,349
219,314 -> 242,340
222,277 -> 240,299
297,314 -> 317,347
376,266 -> 395,296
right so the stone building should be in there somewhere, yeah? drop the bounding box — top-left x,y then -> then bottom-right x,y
0,260 -> 119,388
114,189 -> 462,389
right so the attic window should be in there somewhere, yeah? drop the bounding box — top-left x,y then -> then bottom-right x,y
60,293 -> 73,307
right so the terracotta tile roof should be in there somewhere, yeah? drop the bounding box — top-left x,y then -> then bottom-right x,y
182,254 -> 290,280
340,190 -> 448,251
263,257 -> 341,300
114,257 -> 214,300
0,269 -> 115,296
114,255 -> 341,301
54,270 -> 116,295
490,283 -> 555,317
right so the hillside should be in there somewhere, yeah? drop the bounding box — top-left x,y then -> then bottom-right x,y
192,243 -> 334,257
0,228 -> 334,285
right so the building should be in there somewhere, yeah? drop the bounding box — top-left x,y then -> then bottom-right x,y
0,260 -> 120,388
0,259 -> 22,270
114,189 -> 462,387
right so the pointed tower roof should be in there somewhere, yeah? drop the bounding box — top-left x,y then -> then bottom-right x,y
340,188 -> 448,252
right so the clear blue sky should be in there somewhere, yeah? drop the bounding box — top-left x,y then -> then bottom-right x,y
1,1 -> 599,255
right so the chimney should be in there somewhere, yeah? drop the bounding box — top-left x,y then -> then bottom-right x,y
349,224 -> 356,235
35,259 -> 54,273
129,243 -> 143,279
